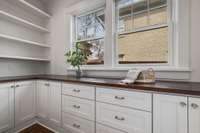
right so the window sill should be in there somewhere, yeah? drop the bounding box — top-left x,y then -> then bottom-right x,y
67,66 -> 191,72
67,66 -> 191,81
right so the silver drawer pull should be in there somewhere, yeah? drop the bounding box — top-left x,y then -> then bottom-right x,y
16,85 -> 20,88
115,96 -> 125,100
11,85 -> 15,88
73,105 -> 80,109
180,102 -> 187,107
191,103 -> 199,109
73,89 -> 80,93
115,116 -> 125,121
45,83 -> 50,86
73,123 -> 80,128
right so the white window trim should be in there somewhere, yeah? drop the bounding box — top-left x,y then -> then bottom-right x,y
74,7 -> 105,43
66,0 -> 191,80
114,0 -> 172,67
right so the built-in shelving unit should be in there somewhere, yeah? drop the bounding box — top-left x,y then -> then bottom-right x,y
0,55 -> 50,62
0,10 -> 49,33
0,0 -> 51,63
0,34 -> 51,48
16,0 -> 51,19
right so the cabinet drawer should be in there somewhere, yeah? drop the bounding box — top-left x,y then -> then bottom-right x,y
62,95 -> 95,121
96,124 -> 126,133
96,102 -> 152,133
62,83 -> 95,100
62,113 -> 95,133
96,87 -> 152,111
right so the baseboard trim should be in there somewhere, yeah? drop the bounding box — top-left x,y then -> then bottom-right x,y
11,119 -> 59,133
13,120 -> 37,133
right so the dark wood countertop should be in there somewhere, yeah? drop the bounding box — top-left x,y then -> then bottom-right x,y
1,75 -> 200,96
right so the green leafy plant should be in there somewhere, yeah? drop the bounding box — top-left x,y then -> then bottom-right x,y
65,43 -> 88,72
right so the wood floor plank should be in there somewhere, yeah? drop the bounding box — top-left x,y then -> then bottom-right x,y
19,124 -> 54,133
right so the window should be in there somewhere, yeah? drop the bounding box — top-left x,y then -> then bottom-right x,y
116,0 -> 169,64
74,8 -> 105,65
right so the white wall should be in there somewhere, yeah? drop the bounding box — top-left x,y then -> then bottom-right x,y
47,0 -> 200,82
0,59 -> 47,77
46,0 -> 82,75
190,0 -> 200,82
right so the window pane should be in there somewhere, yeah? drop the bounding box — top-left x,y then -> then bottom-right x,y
95,13 -> 105,37
75,8 -> 105,65
77,17 -> 86,40
76,9 -> 105,40
133,0 -> 148,29
149,0 -> 167,25
117,27 -> 168,63
117,0 -> 132,32
79,39 -> 104,65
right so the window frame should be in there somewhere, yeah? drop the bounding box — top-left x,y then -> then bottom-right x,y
72,7 -> 106,65
114,0 -> 173,67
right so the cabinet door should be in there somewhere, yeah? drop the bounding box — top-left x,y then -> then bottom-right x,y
189,97 -> 200,133
15,81 -> 36,125
153,94 -> 188,133
0,83 -> 14,133
48,81 -> 61,126
36,80 -> 49,119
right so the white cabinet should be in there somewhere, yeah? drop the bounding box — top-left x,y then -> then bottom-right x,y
48,81 -> 61,126
62,95 -> 95,121
96,102 -> 152,133
15,81 -> 36,126
62,83 -> 95,100
96,87 -> 152,111
36,80 -> 49,119
36,80 -> 61,125
0,82 -> 14,133
62,113 -> 95,133
153,94 -> 188,133
189,97 -> 200,133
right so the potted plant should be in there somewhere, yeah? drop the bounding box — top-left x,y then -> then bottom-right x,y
65,43 -> 88,78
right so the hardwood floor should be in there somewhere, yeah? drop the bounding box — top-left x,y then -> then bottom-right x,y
19,124 -> 54,133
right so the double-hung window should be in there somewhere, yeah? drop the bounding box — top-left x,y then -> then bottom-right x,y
74,8 -> 105,65
115,0 -> 170,65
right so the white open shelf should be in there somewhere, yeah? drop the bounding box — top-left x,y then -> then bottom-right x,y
17,0 -> 51,19
0,10 -> 49,33
0,34 -> 51,48
0,55 -> 50,62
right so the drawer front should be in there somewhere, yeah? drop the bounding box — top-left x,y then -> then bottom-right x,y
62,95 -> 95,121
62,113 -> 95,133
96,102 -> 152,133
96,87 -> 152,111
96,124 -> 126,133
62,83 -> 95,100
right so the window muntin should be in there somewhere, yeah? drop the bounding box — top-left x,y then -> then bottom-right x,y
116,0 -> 169,64
74,8 -> 105,65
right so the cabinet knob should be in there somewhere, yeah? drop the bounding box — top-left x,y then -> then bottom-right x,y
73,123 -> 80,128
114,116 -> 125,121
180,102 -> 187,107
115,96 -> 125,100
191,103 -> 199,109
73,89 -> 80,93
73,105 -> 80,109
